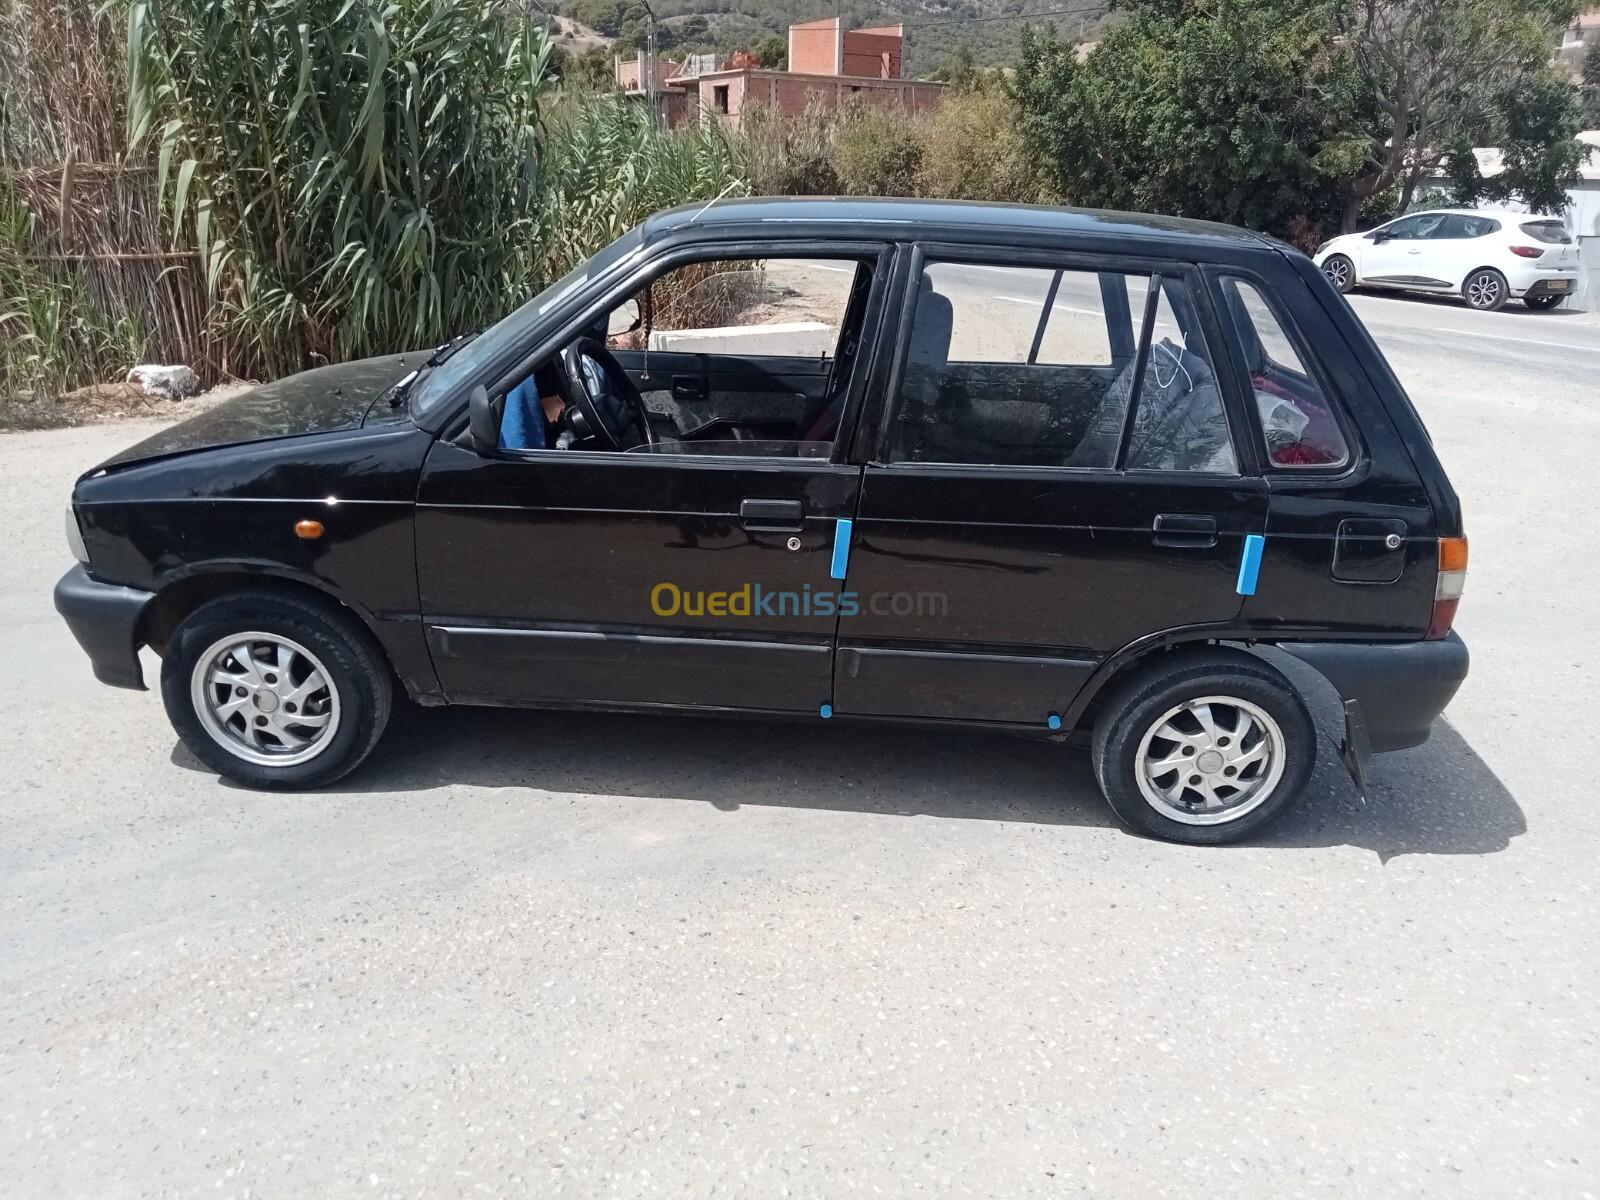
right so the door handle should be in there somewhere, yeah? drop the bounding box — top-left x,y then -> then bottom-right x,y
672,375 -> 706,400
1152,513 -> 1218,548
740,498 -> 804,533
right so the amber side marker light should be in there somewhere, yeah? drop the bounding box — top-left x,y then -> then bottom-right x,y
1429,536 -> 1468,639
294,519 -> 325,540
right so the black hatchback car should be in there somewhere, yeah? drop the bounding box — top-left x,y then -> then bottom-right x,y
56,198 -> 1468,844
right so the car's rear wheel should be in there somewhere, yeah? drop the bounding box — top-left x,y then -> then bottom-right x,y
1462,268 -> 1509,311
1523,293 -> 1564,311
161,590 -> 392,789
1090,652 -> 1315,845
1321,253 -> 1355,294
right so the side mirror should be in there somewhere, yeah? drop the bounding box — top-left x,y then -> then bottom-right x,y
1368,229 -> 1390,243
467,384 -> 499,454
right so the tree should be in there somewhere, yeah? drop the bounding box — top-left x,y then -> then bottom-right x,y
1583,37 -> 1600,125
1441,66 -> 1588,212
751,33 -> 786,69
931,43 -> 979,90
1335,0 -> 1578,228
553,44 -> 616,93
1011,8 -> 1368,240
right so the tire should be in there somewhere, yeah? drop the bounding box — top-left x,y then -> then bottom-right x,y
1523,293 -> 1564,311
1462,268 -> 1509,311
1090,651 -> 1315,845
1321,253 -> 1355,294
161,589 -> 392,789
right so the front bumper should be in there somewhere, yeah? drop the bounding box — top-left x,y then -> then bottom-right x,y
53,564 -> 155,690
1281,632 -> 1469,754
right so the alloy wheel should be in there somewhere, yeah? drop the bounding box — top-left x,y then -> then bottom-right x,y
1466,272 -> 1501,309
189,632 -> 342,766
1133,695 -> 1287,826
1322,258 -> 1350,290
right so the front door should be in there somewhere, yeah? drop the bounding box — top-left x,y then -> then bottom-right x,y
832,250 -> 1268,726
1362,213 -> 1445,286
414,249 -> 886,714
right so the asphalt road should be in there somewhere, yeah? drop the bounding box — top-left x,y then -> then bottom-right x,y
3,289 -> 1599,1198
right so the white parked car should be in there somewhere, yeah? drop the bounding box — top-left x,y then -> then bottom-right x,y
1314,208 -> 1581,311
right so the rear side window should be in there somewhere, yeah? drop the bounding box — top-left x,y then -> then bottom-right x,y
1436,215 -> 1498,238
1217,278 -> 1351,469
1520,220 -> 1572,245
889,261 -> 1235,473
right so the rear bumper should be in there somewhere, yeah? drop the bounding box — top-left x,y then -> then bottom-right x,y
1504,267 -> 1580,297
1279,632 -> 1469,753
53,564 -> 154,690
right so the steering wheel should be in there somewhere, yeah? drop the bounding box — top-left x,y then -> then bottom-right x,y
559,338 -> 656,451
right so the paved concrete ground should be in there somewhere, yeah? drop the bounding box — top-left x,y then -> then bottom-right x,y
3,288 -> 1598,1198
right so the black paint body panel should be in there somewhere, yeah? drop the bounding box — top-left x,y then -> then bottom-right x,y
59,198 -> 1466,756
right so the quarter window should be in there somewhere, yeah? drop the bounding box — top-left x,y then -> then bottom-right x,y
1217,277 -> 1351,469
889,261 -> 1235,472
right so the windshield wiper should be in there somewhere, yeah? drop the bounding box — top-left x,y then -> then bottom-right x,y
387,330 -> 481,408
424,330 -> 480,367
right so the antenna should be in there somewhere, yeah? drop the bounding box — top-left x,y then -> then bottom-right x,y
690,180 -> 742,223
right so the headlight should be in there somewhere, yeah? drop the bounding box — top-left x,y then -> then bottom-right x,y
1315,240 -> 1333,256
65,505 -> 89,565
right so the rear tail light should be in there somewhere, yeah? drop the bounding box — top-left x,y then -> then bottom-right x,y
1429,537 -> 1468,639
1509,245 -> 1544,259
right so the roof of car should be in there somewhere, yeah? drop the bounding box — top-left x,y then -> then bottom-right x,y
643,196 -> 1276,251
1399,207 -> 1558,220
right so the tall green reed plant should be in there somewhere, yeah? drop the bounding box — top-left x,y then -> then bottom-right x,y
127,0 -> 555,376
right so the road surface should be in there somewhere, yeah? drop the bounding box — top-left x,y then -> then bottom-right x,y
2,288 -> 1597,1198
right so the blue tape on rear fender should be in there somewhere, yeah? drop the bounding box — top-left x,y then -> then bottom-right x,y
830,518 -> 853,581
1236,533 -> 1266,596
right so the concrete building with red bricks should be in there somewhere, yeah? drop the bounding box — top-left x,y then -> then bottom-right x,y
614,19 -> 944,129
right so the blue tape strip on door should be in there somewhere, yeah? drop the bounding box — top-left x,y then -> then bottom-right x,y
831,518 -> 853,581
1236,533 -> 1266,596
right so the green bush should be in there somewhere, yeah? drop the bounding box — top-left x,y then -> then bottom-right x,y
918,86 -> 1044,204
833,100 -> 923,197
736,103 -> 842,196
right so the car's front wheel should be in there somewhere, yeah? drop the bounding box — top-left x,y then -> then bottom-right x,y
1321,253 -> 1355,294
1462,268 -> 1509,311
1090,652 -> 1315,845
161,590 -> 392,789
1523,293 -> 1564,311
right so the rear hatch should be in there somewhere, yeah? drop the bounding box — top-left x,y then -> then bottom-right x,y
1519,219 -> 1580,270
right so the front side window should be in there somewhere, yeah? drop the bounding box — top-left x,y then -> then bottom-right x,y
889,260 -> 1235,473
497,254 -> 871,459
1217,277 -> 1351,469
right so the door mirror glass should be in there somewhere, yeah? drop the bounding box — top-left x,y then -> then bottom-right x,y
467,384 -> 499,454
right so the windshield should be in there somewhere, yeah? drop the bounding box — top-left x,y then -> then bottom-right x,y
409,227 -> 646,417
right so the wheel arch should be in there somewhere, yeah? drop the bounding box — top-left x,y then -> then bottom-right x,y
139,565 -> 386,661
1460,263 -> 1507,290
1064,631 -> 1331,737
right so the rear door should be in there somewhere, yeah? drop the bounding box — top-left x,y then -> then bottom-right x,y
832,245 -> 1268,726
